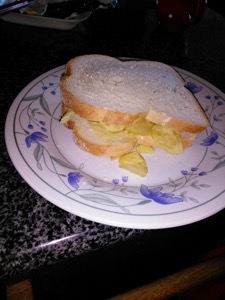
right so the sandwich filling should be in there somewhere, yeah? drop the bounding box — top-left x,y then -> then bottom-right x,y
60,108 -> 187,155
60,108 -> 196,177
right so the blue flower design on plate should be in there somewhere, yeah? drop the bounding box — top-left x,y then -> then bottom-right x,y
200,131 -> 219,146
25,132 -> 48,148
140,185 -> 183,205
39,121 -> 45,126
112,176 -> 129,186
112,178 -> 119,185
122,176 -> 128,182
186,82 -> 202,94
181,168 -> 207,177
68,172 -> 83,190
205,95 -> 223,106
199,171 -> 207,176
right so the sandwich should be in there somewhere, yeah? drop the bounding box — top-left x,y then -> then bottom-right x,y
60,54 -> 209,176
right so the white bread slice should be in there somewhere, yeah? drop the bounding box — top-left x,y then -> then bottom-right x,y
71,113 -> 136,157
61,104 -> 196,156
61,54 -> 209,133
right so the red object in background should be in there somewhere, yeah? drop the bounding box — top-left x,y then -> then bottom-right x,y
155,0 -> 206,32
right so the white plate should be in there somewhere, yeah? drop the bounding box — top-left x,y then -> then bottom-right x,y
1,11 -> 91,30
5,65 -> 225,229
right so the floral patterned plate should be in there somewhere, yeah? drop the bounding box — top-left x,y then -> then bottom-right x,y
5,65 -> 225,229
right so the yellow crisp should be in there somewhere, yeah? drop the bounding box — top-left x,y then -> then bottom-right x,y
119,151 -> 148,177
88,122 -> 135,145
151,124 -> 183,154
126,119 -> 154,136
137,144 -> 155,154
111,156 -> 120,160
100,123 -> 125,133
59,109 -> 74,124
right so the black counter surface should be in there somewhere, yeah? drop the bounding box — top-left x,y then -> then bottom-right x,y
0,3 -> 225,299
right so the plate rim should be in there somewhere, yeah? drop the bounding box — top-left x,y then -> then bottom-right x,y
5,63 -> 225,229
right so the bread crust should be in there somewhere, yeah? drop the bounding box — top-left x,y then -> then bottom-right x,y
61,87 -> 144,125
73,129 -> 136,157
145,109 -> 207,134
61,54 -> 209,133
62,103 -> 196,155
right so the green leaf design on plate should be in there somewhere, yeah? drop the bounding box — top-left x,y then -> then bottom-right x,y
33,143 -> 43,170
211,159 -> 225,172
137,200 -> 151,205
81,193 -> 130,213
51,156 -> 75,169
23,94 -> 42,101
39,94 -> 51,116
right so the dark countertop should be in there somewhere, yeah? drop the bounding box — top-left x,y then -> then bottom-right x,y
0,4 -> 225,299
